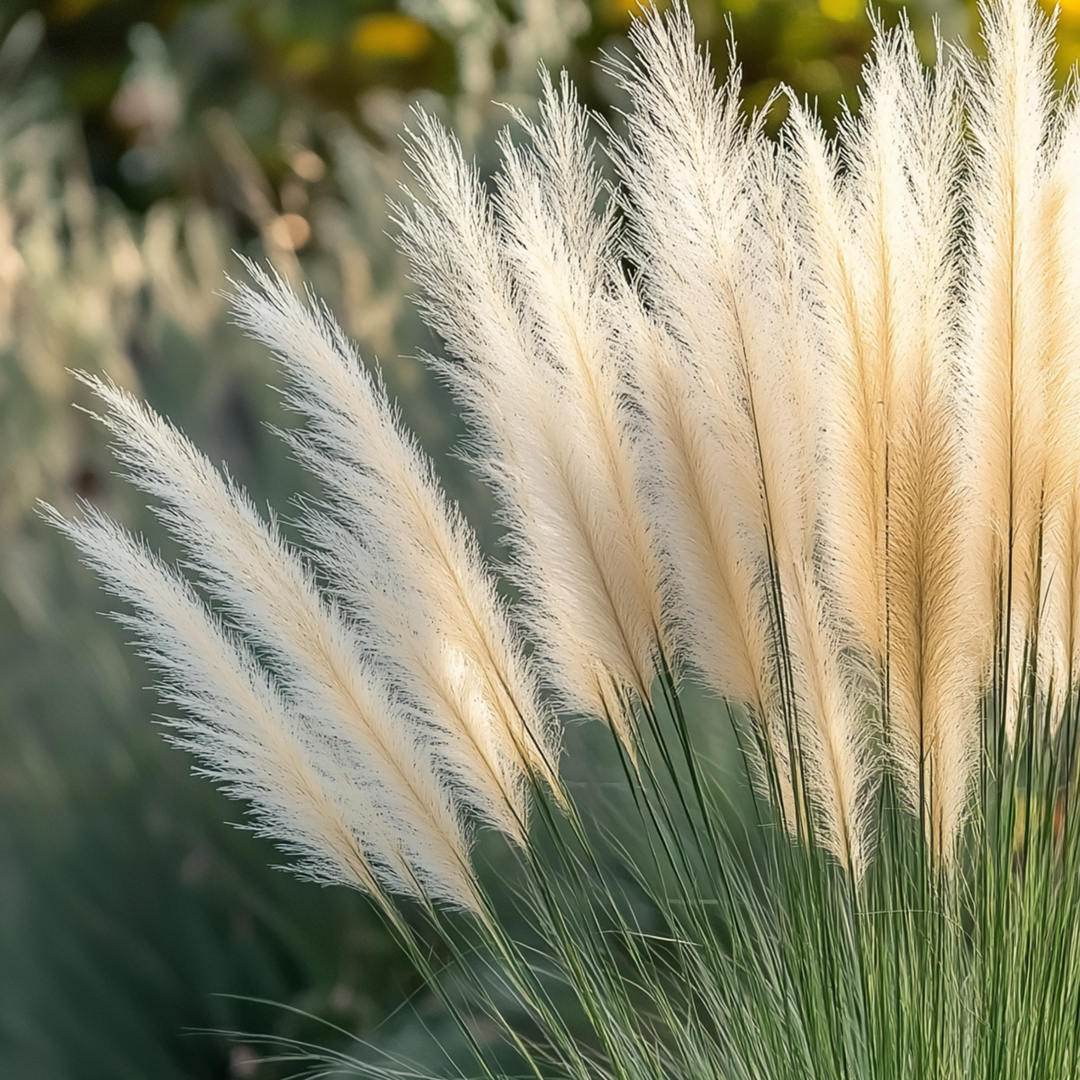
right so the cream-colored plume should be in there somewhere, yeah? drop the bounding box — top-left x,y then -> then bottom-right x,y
50,508 -> 405,898
963,0 -> 1066,742
1027,94 -> 1080,724
788,21 -> 984,858
395,76 -> 665,740
605,6 -> 872,870
73,376 -> 482,909
228,265 -> 561,834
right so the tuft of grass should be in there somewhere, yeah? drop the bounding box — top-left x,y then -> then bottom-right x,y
51,0 -> 1080,1075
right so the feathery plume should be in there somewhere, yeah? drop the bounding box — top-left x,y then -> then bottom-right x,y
859,25 -> 979,855
50,507 -> 446,903
608,7 -> 871,868
394,78 -> 665,738
75,375 -> 481,909
1029,95 -> 1080,719
228,264 -> 561,835
786,99 -> 888,674
788,22 -> 984,857
963,0 -> 1061,740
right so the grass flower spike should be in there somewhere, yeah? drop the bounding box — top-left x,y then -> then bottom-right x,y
51,0 -> 1080,1074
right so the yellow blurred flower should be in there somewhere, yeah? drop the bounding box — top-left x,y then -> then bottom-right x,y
351,14 -> 433,62
820,0 -> 862,21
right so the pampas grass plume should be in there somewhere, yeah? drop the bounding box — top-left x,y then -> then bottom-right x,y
47,0 -> 1080,1073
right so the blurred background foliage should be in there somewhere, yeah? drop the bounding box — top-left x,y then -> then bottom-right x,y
1,0 -> 1077,1076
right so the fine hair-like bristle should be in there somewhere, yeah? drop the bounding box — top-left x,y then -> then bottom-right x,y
48,507 -> 398,897
1025,87 -> 1080,722
963,0 -> 1062,741
786,21 -> 987,857
606,7 -> 872,869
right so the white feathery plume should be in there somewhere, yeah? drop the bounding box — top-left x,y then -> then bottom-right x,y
49,506 -> 462,905
620,298 -> 772,718
605,6 -> 782,756
619,296 -> 801,830
394,81 -> 665,738
227,264 -> 560,837
605,10 -> 790,817
755,144 -> 875,871
605,10 -> 768,581
854,24 -> 979,856
494,70 -> 666,682
608,6 -> 870,868
786,31 -> 924,677
963,0 -> 1061,740
786,99 -> 888,673
752,137 -> 877,870
1029,96 -> 1080,721
880,33 -> 982,857
76,375 -> 480,909
789,20 -> 983,858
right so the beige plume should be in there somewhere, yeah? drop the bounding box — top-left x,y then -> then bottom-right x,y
229,264 -> 561,836
395,80 -> 666,742
605,6 -> 872,868
76,376 -> 481,909
51,507 -> 470,906
963,0 -> 1061,742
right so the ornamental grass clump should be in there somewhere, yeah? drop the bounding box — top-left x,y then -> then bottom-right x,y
48,0 -> 1080,1073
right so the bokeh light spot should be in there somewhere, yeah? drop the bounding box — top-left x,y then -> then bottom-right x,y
268,213 -> 311,251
